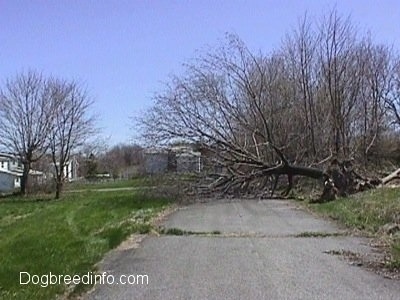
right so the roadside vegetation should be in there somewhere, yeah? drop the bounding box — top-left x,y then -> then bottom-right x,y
64,177 -> 152,191
0,188 -> 172,299
64,174 -> 197,192
307,187 -> 400,269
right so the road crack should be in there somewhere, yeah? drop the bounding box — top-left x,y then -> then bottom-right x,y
154,227 -> 349,238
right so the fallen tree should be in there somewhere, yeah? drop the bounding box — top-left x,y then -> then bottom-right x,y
200,143 -> 392,202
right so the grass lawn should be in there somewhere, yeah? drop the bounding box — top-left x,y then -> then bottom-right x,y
64,177 -> 150,191
0,190 -> 172,299
64,173 -> 198,191
308,187 -> 400,268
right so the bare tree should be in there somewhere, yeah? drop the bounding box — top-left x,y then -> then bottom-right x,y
138,34 -> 328,196
359,42 -> 394,161
138,11 -> 400,200
387,58 -> 400,127
0,71 -> 55,194
282,14 -> 321,161
48,79 -> 95,198
98,144 -> 143,179
75,137 -> 109,178
317,11 -> 361,158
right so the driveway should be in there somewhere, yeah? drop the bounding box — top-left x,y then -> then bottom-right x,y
86,199 -> 400,300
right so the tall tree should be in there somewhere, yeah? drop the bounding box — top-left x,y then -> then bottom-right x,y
0,71 -> 55,194
137,10 -> 400,198
48,79 -> 95,199
283,14 -> 320,160
318,11 -> 359,157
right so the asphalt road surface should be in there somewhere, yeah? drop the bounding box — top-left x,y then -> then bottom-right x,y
86,199 -> 400,300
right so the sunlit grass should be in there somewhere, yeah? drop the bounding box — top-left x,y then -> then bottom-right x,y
0,190 -> 171,299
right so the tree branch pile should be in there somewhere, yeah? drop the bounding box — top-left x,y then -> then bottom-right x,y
194,145 -> 391,202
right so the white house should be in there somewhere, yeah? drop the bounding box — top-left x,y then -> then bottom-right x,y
0,153 -> 22,192
52,156 -> 79,182
65,156 -> 79,181
0,153 -> 46,193
0,152 -> 81,192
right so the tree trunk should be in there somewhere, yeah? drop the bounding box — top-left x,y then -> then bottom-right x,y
20,163 -> 31,195
55,177 -> 63,199
205,156 -> 393,202
381,168 -> 400,185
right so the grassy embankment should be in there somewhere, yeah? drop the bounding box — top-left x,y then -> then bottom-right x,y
308,187 -> 400,268
0,184 -> 172,299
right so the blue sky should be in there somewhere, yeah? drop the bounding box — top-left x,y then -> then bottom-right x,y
1,0 -> 399,146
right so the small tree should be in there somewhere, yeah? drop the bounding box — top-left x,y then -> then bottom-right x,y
0,71 -> 55,195
48,79 -> 95,198
85,153 -> 98,179
387,59 -> 400,128
97,144 -> 144,179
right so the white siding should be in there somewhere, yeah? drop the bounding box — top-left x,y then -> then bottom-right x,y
9,160 -> 19,171
0,172 -> 17,192
0,154 -> 23,192
0,161 -> 8,171
14,176 -> 20,188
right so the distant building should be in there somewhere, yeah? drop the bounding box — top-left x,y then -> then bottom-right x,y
144,149 -> 170,174
0,153 -> 22,192
0,153 -> 44,192
143,144 -> 204,174
48,156 -> 80,182
172,145 -> 202,173
63,156 -> 79,181
0,152 -> 80,193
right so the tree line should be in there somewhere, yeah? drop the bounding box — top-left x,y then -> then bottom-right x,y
139,10 -> 400,197
0,71 -> 95,198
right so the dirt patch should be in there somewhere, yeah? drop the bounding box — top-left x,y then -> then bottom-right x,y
114,206 -> 180,250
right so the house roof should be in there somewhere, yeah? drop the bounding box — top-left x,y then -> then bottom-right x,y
0,152 -> 17,159
0,169 -> 44,177
0,169 -> 22,177
144,148 -> 170,154
176,151 -> 201,157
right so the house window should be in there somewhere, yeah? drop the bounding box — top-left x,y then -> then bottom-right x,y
1,162 -> 4,168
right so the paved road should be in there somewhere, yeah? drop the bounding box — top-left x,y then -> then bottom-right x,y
86,200 -> 400,300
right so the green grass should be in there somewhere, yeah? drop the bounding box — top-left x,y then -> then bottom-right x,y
308,187 -> 400,267
64,173 -> 197,191
64,177 -> 151,191
0,190 -> 171,299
